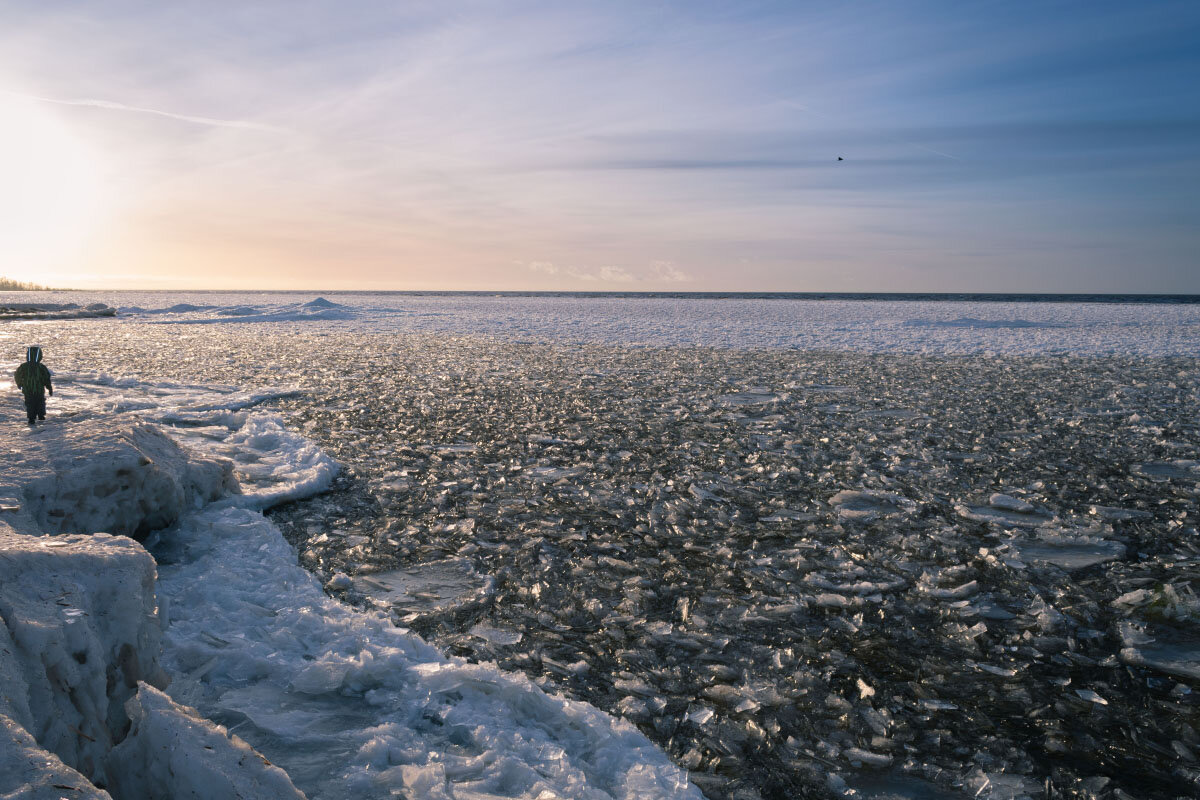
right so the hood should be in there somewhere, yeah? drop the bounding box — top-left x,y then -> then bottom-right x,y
26,346 -> 42,363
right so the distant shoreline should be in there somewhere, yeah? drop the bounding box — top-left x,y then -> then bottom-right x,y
5,289 -> 1200,305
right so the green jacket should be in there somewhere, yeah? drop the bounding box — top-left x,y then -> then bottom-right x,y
14,347 -> 52,397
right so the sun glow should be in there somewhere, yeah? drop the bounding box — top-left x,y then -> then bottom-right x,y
0,95 -> 107,283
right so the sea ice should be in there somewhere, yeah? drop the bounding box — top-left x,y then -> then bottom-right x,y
157,504 -> 701,799
829,489 -> 916,521
351,557 -> 494,622
1011,537 -> 1125,572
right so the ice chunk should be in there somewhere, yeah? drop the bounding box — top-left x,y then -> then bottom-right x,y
107,684 -> 305,799
9,421 -> 234,541
0,528 -> 166,789
717,391 -> 783,406
962,767 -> 1040,800
957,501 -> 1051,528
1088,505 -> 1152,521
988,493 -> 1035,514
353,558 -> 493,620
1119,622 -> 1200,680
1012,537 -> 1125,571
469,624 -> 523,646
1131,460 -> 1200,481
843,746 -> 892,768
829,490 -> 915,521
1074,689 -> 1107,705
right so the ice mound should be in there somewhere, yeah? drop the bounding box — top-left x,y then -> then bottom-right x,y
136,297 -> 357,324
0,303 -> 115,320
301,297 -> 343,309
0,528 -> 165,790
8,421 -> 235,541
108,684 -> 305,799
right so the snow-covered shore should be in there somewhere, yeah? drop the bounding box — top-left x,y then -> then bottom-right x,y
0,379 -> 702,799
0,419 -> 304,798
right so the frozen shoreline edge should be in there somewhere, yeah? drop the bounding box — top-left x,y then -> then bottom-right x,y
0,417 -> 307,798
0,405 -> 703,799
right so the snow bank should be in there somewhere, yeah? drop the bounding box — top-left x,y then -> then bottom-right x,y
8,421 -> 235,540
0,413 -> 306,799
0,527 -> 165,792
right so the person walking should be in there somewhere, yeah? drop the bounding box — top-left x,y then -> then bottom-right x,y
13,346 -> 52,425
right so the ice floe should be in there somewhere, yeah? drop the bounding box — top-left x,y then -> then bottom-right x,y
829,489 -> 916,521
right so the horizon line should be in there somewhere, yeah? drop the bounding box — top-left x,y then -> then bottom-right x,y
9,287 -> 1200,300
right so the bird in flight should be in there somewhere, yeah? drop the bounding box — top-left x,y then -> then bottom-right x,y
836,156 -> 844,161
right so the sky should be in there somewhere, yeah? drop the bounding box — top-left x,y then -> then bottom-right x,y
1,0 -> 1197,292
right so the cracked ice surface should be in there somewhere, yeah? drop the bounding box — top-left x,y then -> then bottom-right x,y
7,293 -> 1200,800
1,347 -> 701,798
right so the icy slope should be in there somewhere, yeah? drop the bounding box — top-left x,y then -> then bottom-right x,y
152,405 -> 702,799
0,713 -> 110,800
0,417 -> 306,799
0,527 -> 164,793
107,684 -> 304,800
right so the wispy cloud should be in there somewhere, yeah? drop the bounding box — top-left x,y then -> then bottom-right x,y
4,90 -> 290,135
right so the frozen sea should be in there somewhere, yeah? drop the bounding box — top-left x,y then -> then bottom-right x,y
3,291 -> 1200,800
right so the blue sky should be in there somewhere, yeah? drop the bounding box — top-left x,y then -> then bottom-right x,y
2,0 -> 1197,290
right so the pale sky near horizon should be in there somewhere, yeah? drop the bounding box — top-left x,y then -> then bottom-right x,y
1,1 -> 1197,292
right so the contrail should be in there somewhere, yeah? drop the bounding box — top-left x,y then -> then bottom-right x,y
3,89 -> 290,135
